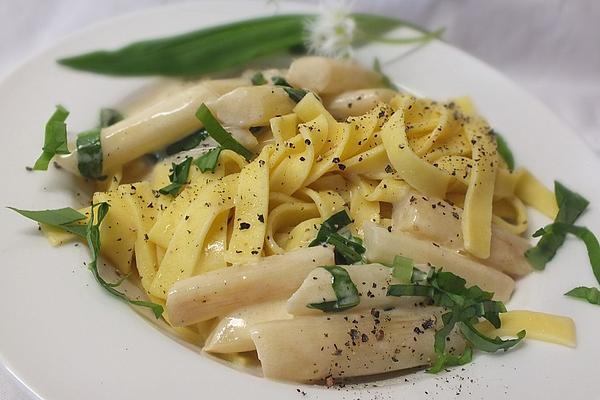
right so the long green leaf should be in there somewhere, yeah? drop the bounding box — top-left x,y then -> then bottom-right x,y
87,203 -> 164,318
9,206 -> 87,237
57,14 -> 432,77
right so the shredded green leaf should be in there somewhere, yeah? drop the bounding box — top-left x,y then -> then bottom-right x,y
33,105 -> 70,170
494,132 -> 514,172
427,347 -> 473,374
387,262 -> 523,372
86,203 -> 164,318
270,75 -> 308,102
533,222 -> 600,285
283,87 -> 308,103
99,108 -> 124,128
193,147 -> 222,173
9,207 -> 87,237
76,128 -> 104,179
373,58 -> 399,91
165,129 -> 208,155
389,255 -> 414,282
195,104 -> 252,160
271,76 -> 291,86
159,157 -> 193,197
565,286 -> 600,305
309,210 -> 365,264
251,72 -> 267,85
308,266 -> 360,312
525,181 -> 589,269
459,322 -> 525,353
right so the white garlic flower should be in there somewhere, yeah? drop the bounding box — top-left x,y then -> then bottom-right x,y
304,0 -> 356,59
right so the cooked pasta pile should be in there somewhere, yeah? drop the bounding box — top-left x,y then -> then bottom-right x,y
37,56 -> 575,383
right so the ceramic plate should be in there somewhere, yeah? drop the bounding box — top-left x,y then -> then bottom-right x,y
1,1 -> 599,399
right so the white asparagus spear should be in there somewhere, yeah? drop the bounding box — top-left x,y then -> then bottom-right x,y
287,264 -> 423,316
208,86 -> 295,128
325,88 -> 397,120
166,246 -> 335,326
364,223 -> 515,302
251,308 -> 465,382
204,300 -> 291,354
286,56 -> 383,95
56,78 -> 248,175
393,193 -> 532,277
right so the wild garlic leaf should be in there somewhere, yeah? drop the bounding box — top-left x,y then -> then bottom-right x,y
195,104 -> 252,160
308,266 -> 360,312
33,105 -> 70,171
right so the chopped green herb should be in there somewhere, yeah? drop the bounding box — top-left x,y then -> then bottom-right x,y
8,206 -> 87,237
193,147 -> 222,173
387,262 -> 523,372
271,76 -> 291,86
99,108 -> 124,128
427,347 -> 472,374
159,157 -> 193,196
373,58 -> 399,91
86,203 -> 163,318
165,129 -> 208,155
565,286 -> 600,305
525,182 -> 589,269
269,75 -> 308,102
283,87 -> 308,103
459,322 -> 525,353
309,210 -> 365,264
251,72 -> 267,85
195,104 -> 252,160
33,105 -> 70,170
76,128 -> 104,179
389,255 -> 414,282
533,222 -> 600,285
494,132 -> 514,172
308,266 -> 360,312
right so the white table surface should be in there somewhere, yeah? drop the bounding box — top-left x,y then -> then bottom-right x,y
1,0 -> 598,398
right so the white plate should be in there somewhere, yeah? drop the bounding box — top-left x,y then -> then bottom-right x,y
1,1 -> 599,399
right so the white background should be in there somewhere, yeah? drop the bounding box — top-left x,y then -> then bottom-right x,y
0,0 -> 598,398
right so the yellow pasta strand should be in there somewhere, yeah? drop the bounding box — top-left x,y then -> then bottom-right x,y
226,146 -> 272,264
380,98 -> 452,198
461,117 -> 498,259
476,310 -> 576,348
149,174 -> 239,298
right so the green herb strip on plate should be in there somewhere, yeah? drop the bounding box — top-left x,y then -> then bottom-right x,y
33,105 -> 70,171
493,131 -> 515,171
195,104 -> 252,160
387,261 -> 523,373
309,210 -> 365,264
565,287 -> 600,305
99,107 -> 124,128
165,129 -> 208,155
194,147 -> 222,173
308,266 -> 360,312
9,207 -> 88,237
525,181 -> 589,269
87,203 -> 164,318
159,156 -> 193,197
76,128 -> 104,179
